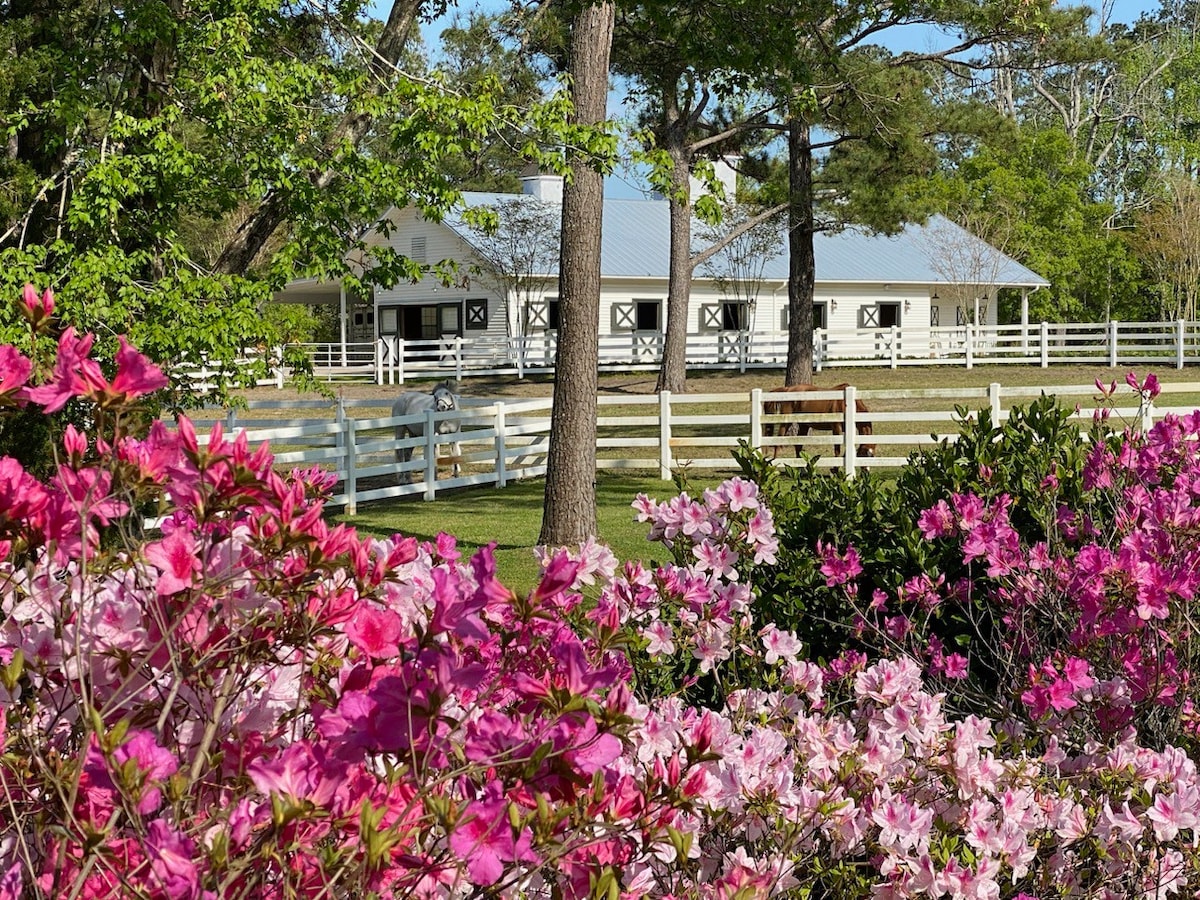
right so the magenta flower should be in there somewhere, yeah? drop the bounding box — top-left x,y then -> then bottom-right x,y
26,327 -> 100,413
143,820 -> 203,900
818,540 -> 862,586
448,797 -> 537,885
0,346 -> 31,403
108,336 -> 168,402
345,603 -> 403,659
21,283 -> 53,320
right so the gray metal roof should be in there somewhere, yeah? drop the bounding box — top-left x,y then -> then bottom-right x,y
448,192 -> 1049,289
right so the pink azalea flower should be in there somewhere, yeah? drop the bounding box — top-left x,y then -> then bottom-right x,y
761,624 -> 802,665
144,528 -> 201,594
642,619 -> 675,656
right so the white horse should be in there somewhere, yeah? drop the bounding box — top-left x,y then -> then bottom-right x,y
392,382 -> 462,484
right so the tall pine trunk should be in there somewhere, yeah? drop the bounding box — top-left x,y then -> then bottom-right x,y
656,96 -> 692,394
785,115 -> 815,385
538,1 -> 615,547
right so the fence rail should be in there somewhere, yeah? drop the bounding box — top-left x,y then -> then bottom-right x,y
191,321 -> 1200,390
176,380 -> 1200,514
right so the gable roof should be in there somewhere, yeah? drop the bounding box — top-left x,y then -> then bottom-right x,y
444,192 -> 1049,289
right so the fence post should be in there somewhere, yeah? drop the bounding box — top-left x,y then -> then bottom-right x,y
225,407 -> 237,435
424,409 -> 438,501
1108,320 -> 1118,369
890,325 -> 899,369
515,337 -> 525,380
739,332 -> 747,373
1040,321 -> 1049,368
334,395 -> 346,460
750,388 -> 763,451
1142,396 -> 1155,433
815,328 -> 823,373
843,384 -> 857,478
344,417 -> 357,516
396,337 -> 405,385
455,336 -> 463,383
391,337 -> 400,385
989,382 -> 1001,425
275,345 -> 285,388
1178,320 -> 1187,370
375,339 -> 384,385
964,324 -> 974,370
494,402 -> 507,488
659,390 -> 673,481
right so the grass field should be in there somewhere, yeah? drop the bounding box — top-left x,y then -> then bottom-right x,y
340,470 -> 731,593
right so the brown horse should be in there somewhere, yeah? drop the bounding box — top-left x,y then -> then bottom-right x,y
763,383 -> 876,459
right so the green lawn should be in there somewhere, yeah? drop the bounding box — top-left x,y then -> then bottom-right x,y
339,470 -> 729,594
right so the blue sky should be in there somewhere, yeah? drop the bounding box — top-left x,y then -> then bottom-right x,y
367,0 -> 1166,197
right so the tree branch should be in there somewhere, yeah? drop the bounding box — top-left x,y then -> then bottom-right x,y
690,201 -> 787,270
213,0 -> 425,276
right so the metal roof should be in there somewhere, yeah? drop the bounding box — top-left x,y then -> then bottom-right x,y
447,192 -> 1049,289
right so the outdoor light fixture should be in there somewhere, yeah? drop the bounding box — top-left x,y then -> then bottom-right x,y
904,299 -> 912,313
830,299 -> 838,313
931,291 -> 940,301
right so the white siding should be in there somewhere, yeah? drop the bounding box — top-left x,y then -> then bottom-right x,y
368,210 -> 508,344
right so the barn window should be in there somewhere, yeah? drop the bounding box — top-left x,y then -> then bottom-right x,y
635,299 -> 661,331
466,298 -> 488,330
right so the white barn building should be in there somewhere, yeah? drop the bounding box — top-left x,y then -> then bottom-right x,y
276,174 -> 1048,367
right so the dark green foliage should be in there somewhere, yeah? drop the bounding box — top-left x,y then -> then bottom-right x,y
736,396 -> 1097,685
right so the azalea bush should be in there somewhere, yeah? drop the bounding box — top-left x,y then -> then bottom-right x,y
3,283 -> 1200,899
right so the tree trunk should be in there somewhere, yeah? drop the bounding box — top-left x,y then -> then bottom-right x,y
538,1 -> 614,548
213,0 -> 423,276
785,115 -> 815,385
656,130 -> 692,393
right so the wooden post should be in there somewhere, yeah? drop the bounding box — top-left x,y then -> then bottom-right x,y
455,336 -> 464,383
1040,321 -> 1049,368
989,382 -> 1001,424
344,418 -> 357,516
495,403 -> 507,488
964,324 -> 974,370
225,407 -> 237,434
843,384 -> 857,477
424,409 -> 437,501
1178,320 -> 1187,370
1108,320 -> 1118,369
375,339 -> 384,385
334,395 -> 346,460
750,388 -> 763,451
890,325 -> 899,369
396,337 -> 405,385
659,390 -> 672,480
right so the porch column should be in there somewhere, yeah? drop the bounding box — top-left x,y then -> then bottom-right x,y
339,284 -> 348,367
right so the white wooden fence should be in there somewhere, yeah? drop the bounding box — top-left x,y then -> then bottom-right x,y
182,320 -> 1200,390
179,380 -> 1200,513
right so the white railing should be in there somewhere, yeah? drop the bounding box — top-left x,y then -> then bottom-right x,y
220,321 -> 1200,389
175,380 -> 1200,513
